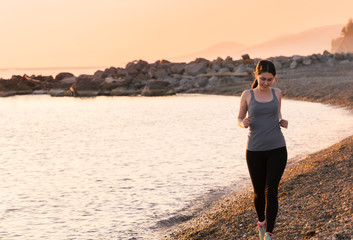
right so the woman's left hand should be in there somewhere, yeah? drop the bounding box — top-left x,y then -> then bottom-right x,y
279,119 -> 288,129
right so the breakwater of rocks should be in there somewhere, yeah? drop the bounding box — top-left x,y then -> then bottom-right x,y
1,51 -> 353,98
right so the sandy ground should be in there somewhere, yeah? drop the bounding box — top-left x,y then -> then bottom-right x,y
164,62 -> 353,240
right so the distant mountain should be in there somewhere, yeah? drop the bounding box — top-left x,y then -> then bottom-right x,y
171,24 -> 344,62
235,24 -> 344,58
170,41 -> 248,62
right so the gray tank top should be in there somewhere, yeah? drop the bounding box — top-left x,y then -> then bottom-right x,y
247,88 -> 286,151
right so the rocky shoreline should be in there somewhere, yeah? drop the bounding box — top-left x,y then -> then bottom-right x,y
1,51 -> 353,107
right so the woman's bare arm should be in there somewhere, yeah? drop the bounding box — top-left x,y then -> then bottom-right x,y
237,90 -> 250,128
275,88 -> 288,129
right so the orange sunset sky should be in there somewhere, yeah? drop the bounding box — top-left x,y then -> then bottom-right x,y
0,0 -> 352,69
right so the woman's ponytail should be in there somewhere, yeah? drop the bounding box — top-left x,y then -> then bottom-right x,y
251,79 -> 258,89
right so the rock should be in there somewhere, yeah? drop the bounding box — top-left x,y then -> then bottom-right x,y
339,60 -> 350,64
169,63 -> 185,75
31,75 -> 54,87
154,68 -> 169,79
50,76 -> 77,96
241,54 -> 253,64
0,90 -> 16,97
32,90 -> 48,94
241,54 -> 250,60
134,60 -> 149,72
194,58 -> 209,64
184,62 -> 208,76
292,55 -> 302,62
59,76 -> 77,85
93,70 -> 105,80
10,75 -> 39,93
218,68 -> 231,73
276,56 -> 289,65
317,54 -> 329,63
114,78 -> 130,88
245,67 -> 255,74
344,52 -> 353,61
72,75 -> 100,97
49,89 -> 72,97
125,62 -> 139,76
131,73 -> 148,90
16,78 -> 33,95
273,61 -> 282,69
155,59 -> 171,66
100,77 -> 120,95
216,77 -> 235,87
334,53 -> 345,61
326,58 -> 337,67
0,79 -> 21,96
116,68 -> 128,78
104,67 -> 117,78
160,76 -> 178,87
156,60 -> 172,73
233,65 -> 247,73
206,68 -> 217,74
290,60 -> 298,69
55,72 -> 75,81
211,60 -> 222,71
147,67 -> 157,79
171,74 -> 183,81
222,57 -> 235,70
206,76 -> 219,88
303,58 -> 312,65
323,50 -> 331,55
110,87 -> 138,96
194,76 -> 208,88
141,79 -> 175,96
175,78 -> 194,93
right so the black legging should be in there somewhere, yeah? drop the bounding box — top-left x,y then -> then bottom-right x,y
246,146 -> 287,233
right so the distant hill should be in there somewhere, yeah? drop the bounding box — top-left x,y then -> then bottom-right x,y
235,24 -> 344,58
171,24 -> 344,62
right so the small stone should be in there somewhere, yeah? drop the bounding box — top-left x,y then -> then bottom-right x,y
303,58 -> 312,65
241,54 -> 250,60
293,55 -> 302,62
339,60 -> 350,64
326,58 -> 337,67
290,60 -> 298,69
323,50 -> 331,55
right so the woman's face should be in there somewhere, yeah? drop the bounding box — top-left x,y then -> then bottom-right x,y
257,72 -> 275,90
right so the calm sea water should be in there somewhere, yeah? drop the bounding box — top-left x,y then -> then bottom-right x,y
0,95 -> 352,240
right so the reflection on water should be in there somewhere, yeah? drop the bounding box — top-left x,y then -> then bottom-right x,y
0,95 -> 352,239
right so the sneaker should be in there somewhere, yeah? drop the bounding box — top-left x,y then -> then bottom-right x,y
257,222 -> 265,240
265,232 -> 274,240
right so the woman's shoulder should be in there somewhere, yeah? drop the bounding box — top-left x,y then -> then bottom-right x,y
271,87 -> 282,93
240,89 -> 252,103
271,87 -> 282,99
241,89 -> 252,96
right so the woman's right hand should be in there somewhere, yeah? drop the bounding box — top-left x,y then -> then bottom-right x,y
243,117 -> 250,128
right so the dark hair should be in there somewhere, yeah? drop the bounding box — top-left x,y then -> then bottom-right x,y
251,60 -> 276,89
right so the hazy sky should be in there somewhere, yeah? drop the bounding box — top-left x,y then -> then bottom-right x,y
0,0 -> 352,68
